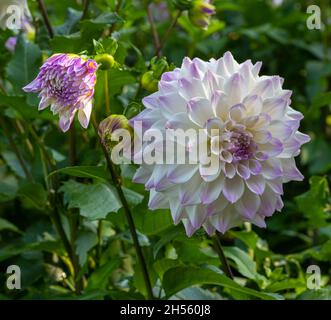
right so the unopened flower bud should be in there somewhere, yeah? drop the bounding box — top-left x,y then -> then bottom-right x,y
94,54 -> 115,70
98,114 -> 133,151
189,0 -> 216,30
173,0 -> 193,11
141,71 -> 158,93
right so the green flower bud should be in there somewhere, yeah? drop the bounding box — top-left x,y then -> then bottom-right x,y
189,0 -> 216,30
151,56 -> 170,79
98,114 -> 133,151
141,71 -> 159,93
94,54 -> 115,70
173,0 -> 193,11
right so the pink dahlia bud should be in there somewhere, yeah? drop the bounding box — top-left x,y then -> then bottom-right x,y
23,54 -> 98,132
130,52 -> 310,237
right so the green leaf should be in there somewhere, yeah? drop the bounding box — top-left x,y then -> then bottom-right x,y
223,247 -> 267,285
49,166 -> 108,181
0,217 -> 22,233
163,266 -> 283,300
122,187 -> 144,207
86,258 -> 121,291
1,150 -> 26,178
85,12 -> 123,25
229,230 -> 259,249
108,69 -> 136,95
17,182 -> 48,209
295,176 -> 329,228
55,8 -> 82,35
6,36 -> 42,95
0,174 -> 18,203
60,180 -> 122,220
133,208 -> 173,236
75,231 -> 98,266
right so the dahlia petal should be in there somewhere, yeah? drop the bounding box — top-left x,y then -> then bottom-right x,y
59,109 -> 76,133
182,219 -> 197,237
236,163 -> 251,180
251,214 -> 266,228
187,97 -> 214,126
78,101 -> 92,128
169,198 -> 184,224
268,121 -> 293,140
281,158 -> 304,181
235,189 -> 261,219
159,92 -> 187,115
148,189 -> 168,209
225,73 -> 245,106
229,103 -> 246,122
223,162 -> 236,178
133,166 -> 152,184
223,51 -> 239,74
251,78 -> 273,98
242,94 -> 263,115
248,159 -> 262,175
179,174 -> 202,205
205,117 -> 224,136
186,205 -> 207,229
245,175 -> 266,195
263,98 -> 287,119
267,178 -> 283,195
261,158 -> 283,179
223,175 -> 244,203
200,175 -> 224,204
167,164 -> 198,183
251,61 -> 262,77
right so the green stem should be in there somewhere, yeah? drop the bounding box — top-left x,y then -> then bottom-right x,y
96,220 -> 103,266
104,71 -> 111,114
0,118 -> 34,181
212,232 -> 234,279
37,0 -> 54,38
156,10 -> 182,56
146,4 -> 161,56
29,125 -> 82,293
92,116 -> 154,299
82,0 -> 90,20
69,124 -> 77,166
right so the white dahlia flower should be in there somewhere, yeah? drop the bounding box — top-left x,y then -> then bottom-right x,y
130,52 -> 310,236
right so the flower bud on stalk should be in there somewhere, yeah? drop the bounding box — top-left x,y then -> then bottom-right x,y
141,71 -> 159,93
141,57 -> 171,93
189,0 -> 216,30
173,0 -> 193,11
98,114 -> 133,152
94,54 -> 115,70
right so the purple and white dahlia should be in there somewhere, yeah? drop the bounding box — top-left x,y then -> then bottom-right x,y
23,54 -> 98,132
130,52 -> 310,236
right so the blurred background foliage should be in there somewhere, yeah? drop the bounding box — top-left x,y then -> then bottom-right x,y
0,0 -> 330,300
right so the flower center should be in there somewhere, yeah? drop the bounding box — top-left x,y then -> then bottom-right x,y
228,130 -> 255,161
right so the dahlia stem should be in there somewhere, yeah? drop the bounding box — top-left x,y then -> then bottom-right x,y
37,0 -> 54,38
29,125 -> 82,293
146,4 -> 161,56
104,72 -> 111,114
212,232 -> 234,279
0,117 -> 33,181
82,0 -> 90,20
92,116 -> 154,299
156,10 -> 182,56
69,125 -> 77,166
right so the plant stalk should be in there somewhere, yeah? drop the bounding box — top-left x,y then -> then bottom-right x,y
92,116 -> 154,299
212,232 -> 234,279
37,0 -> 54,38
